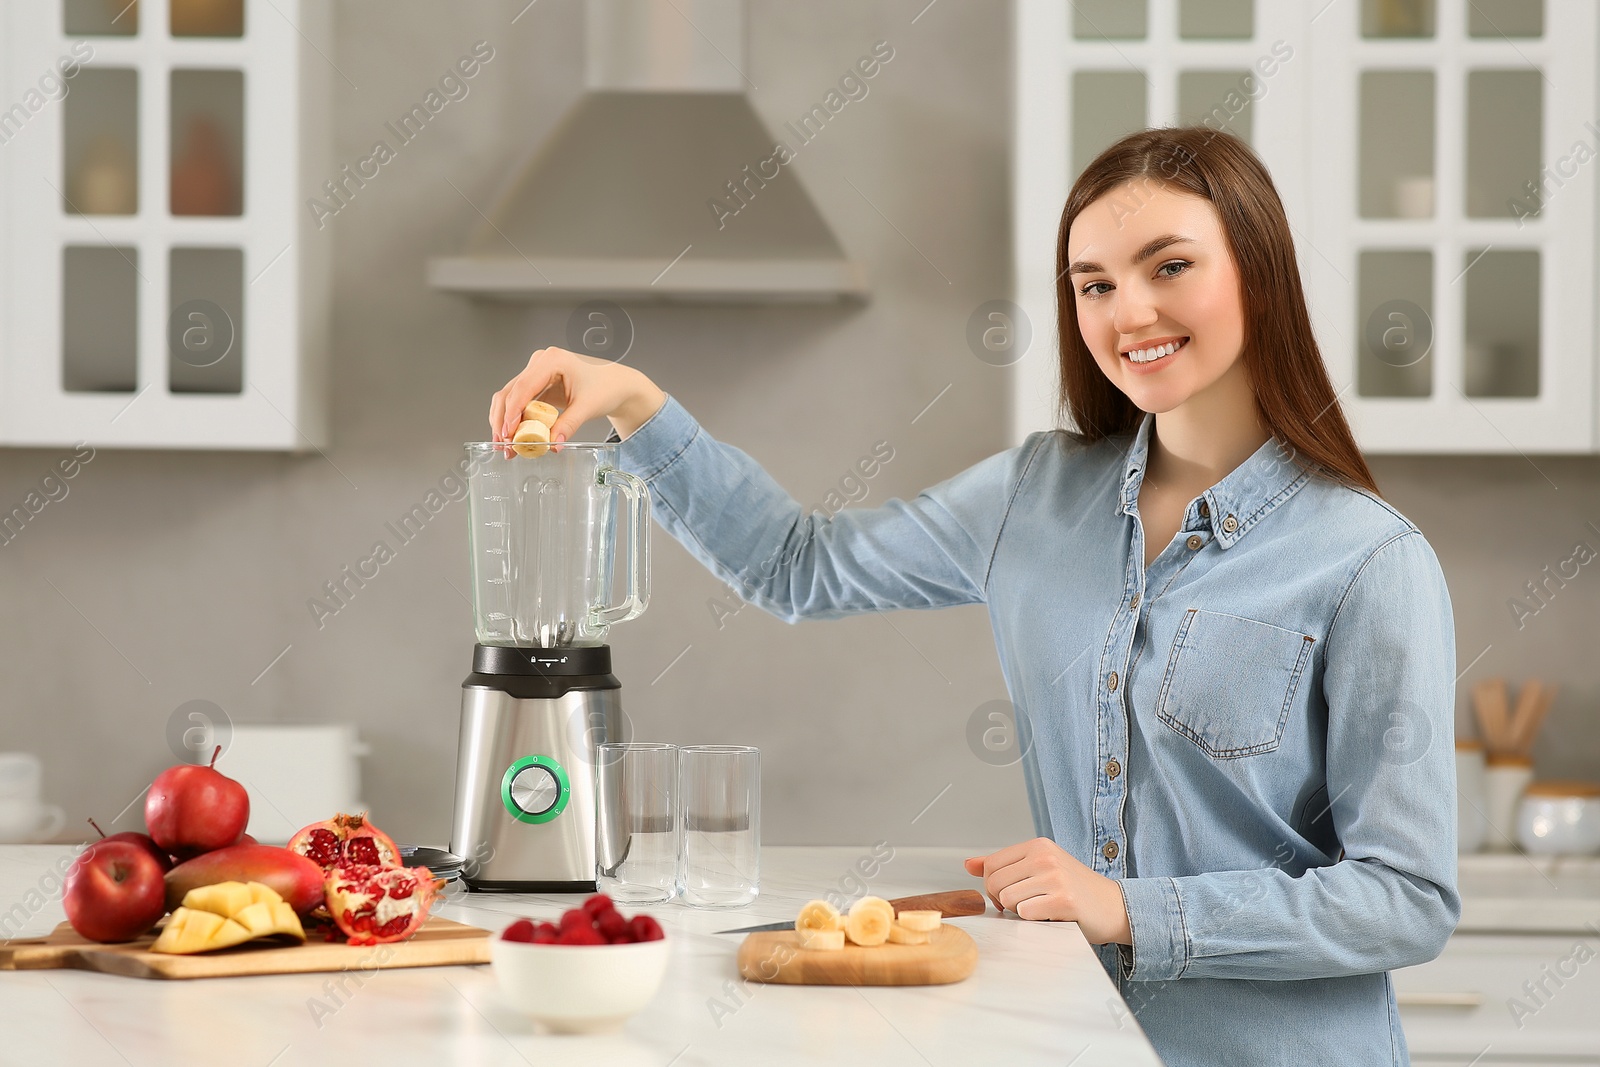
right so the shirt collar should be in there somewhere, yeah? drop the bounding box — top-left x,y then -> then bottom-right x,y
1115,409 -> 1313,549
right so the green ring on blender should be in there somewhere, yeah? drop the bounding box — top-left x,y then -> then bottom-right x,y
500,754 -> 571,824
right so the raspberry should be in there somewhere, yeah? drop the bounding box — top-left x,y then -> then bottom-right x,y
581,894 -> 616,919
595,910 -> 628,939
500,918 -> 537,943
556,926 -> 606,945
628,914 -> 664,942
534,921 -> 561,939
558,908 -> 592,931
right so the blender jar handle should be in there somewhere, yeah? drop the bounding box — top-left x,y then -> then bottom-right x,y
596,467 -> 650,626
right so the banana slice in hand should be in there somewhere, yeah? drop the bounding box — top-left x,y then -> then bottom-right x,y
511,419 -> 551,457
522,400 -> 560,427
894,910 -> 942,933
843,896 -> 894,947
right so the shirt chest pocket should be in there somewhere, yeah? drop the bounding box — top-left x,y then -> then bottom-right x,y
1155,608 -> 1316,759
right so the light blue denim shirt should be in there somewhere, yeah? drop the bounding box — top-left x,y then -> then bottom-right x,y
612,394 -> 1459,1067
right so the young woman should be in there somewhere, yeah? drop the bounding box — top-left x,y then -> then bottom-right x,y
487,126 -> 1458,1067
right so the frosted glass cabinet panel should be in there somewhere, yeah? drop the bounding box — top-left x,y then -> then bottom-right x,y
1072,72 -> 1147,177
1358,71 -> 1433,219
61,68 -> 138,215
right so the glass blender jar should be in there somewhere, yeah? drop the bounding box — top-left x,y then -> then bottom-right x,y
450,441 -> 651,890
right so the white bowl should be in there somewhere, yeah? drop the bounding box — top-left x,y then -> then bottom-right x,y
1516,782 -> 1600,856
490,933 -> 671,1033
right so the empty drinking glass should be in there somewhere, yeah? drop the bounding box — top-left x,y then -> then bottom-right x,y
595,742 -> 679,903
678,745 -> 760,908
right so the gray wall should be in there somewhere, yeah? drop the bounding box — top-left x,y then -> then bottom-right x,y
2,0 -> 1596,857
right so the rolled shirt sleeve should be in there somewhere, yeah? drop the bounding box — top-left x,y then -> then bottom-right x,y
1116,529 -> 1461,982
611,394 -> 1049,622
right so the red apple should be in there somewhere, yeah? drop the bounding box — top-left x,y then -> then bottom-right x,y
63,839 -> 168,942
144,744 -> 249,860
86,818 -> 172,872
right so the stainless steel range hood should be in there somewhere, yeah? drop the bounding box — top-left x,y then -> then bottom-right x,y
428,0 -> 867,304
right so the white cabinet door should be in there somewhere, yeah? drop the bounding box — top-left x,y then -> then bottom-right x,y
1304,0 -> 1595,453
1013,0 -> 1599,455
0,0 -> 330,451
1395,931 -> 1600,1061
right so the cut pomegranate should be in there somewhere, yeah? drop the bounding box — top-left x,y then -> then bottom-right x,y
324,864 -> 439,946
287,812 -> 402,871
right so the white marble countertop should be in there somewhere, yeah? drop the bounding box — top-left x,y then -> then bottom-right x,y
0,845 -> 1163,1067
1455,852 -> 1600,933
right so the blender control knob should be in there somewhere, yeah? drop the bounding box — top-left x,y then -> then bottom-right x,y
509,765 -> 560,816
499,754 -> 571,824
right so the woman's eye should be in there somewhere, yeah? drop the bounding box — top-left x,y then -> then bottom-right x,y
1078,260 -> 1191,298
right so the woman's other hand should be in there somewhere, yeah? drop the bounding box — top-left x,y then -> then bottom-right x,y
964,838 -> 1133,945
489,347 -> 667,444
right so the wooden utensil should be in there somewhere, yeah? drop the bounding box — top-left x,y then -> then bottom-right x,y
1478,677 -> 1512,752
1507,682 -> 1556,760
737,925 -> 978,986
0,916 -> 488,980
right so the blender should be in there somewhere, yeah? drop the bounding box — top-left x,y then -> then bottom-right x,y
449,441 -> 650,891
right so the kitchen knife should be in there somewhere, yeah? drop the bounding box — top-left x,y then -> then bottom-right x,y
712,889 -> 986,935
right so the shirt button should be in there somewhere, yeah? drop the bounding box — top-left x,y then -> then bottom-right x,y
1199,499 -> 1209,518
1130,592 -> 1141,611
1222,514 -> 1238,534
1103,840 -> 1119,861
1106,758 -> 1121,779
1107,671 -> 1118,692
1186,534 -> 1203,550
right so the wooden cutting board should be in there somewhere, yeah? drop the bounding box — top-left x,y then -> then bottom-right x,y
0,916 -> 489,980
737,925 -> 977,986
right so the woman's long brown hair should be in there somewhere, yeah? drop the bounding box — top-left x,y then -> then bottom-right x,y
1054,125 -> 1380,497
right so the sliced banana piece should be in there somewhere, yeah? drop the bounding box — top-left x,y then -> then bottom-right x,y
894,910 -> 942,933
798,927 -> 845,950
886,923 -> 930,945
511,419 -> 551,457
795,899 -> 842,933
522,400 -> 560,427
843,896 -> 893,946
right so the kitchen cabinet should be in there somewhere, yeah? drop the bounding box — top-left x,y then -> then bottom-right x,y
1395,853 -> 1600,1063
0,0 -> 332,450
1012,0 -> 1600,455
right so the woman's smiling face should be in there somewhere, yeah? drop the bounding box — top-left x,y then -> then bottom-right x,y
1067,180 -> 1249,414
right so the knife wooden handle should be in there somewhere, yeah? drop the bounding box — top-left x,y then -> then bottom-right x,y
886,889 -> 986,918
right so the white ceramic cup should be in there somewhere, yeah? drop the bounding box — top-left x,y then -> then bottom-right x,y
0,798 -> 66,843
1483,756 -> 1534,852
0,752 -> 43,801
1455,742 -> 1488,853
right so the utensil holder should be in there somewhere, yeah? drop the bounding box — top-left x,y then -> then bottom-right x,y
1483,755 -> 1533,852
